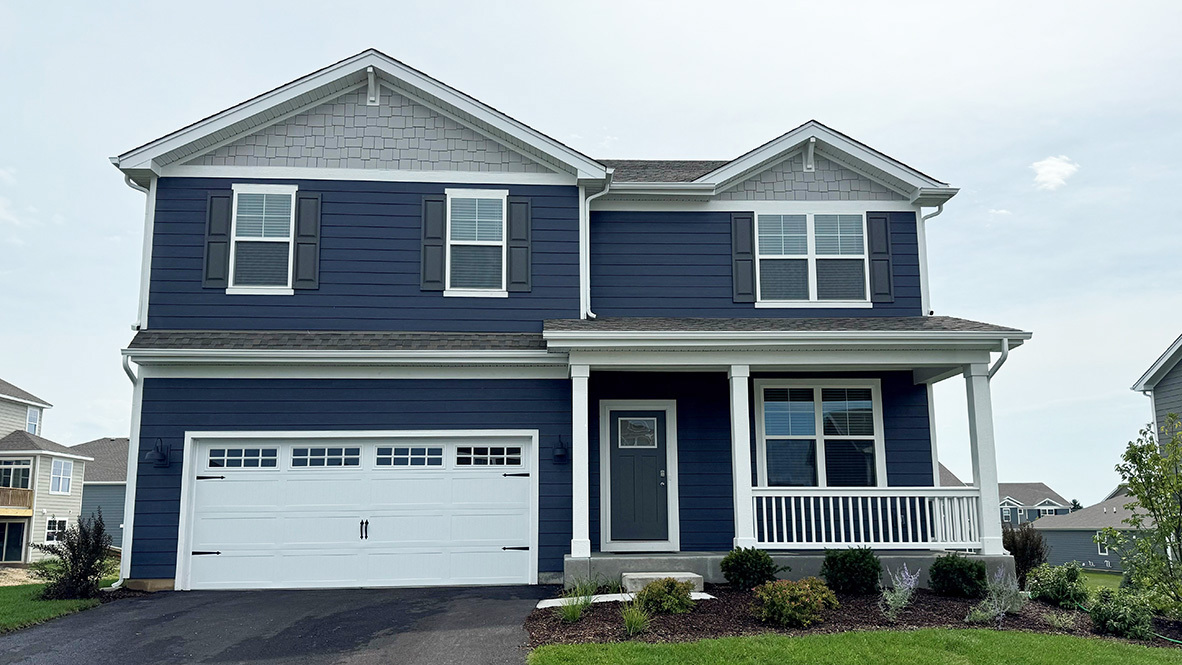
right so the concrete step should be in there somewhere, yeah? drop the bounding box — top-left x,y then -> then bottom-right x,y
621,572 -> 704,592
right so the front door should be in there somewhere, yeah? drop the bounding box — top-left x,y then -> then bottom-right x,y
608,410 -> 669,542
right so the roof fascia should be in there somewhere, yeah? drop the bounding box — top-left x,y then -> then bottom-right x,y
0,393 -> 51,409
543,329 -> 1031,351
1132,333 -> 1182,391
122,347 -> 568,367
0,450 -> 93,462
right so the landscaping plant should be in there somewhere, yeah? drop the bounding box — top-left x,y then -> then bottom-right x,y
720,547 -> 788,590
1089,587 -> 1153,640
928,552 -> 987,599
819,547 -> 881,595
1002,523 -> 1048,590
753,577 -> 838,628
635,577 -> 695,614
30,510 -> 114,600
620,600 -> 650,637
553,577 -> 598,623
1027,562 -> 1088,609
1042,609 -> 1078,631
964,568 -> 1025,629
879,562 -> 920,622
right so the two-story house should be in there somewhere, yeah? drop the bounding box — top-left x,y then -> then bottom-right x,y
0,379 -> 91,564
997,482 -> 1070,525
1133,333 -> 1182,437
111,50 -> 1030,592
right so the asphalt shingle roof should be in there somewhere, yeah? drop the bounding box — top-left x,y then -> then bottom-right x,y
1034,495 -> 1150,531
939,463 -> 966,487
0,379 -> 50,407
129,330 -> 547,351
544,316 -> 1024,334
998,482 -> 1069,508
73,437 -> 128,483
0,430 -> 90,459
598,159 -> 731,183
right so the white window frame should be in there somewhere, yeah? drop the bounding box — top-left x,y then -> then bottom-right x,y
1002,507 -> 1012,522
1097,534 -> 1109,556
754,212 -> 871,309
49,459 -> 73,494
0,459 -> 32,489
25,407 -> 39,435
754,379 -> 887,488
444,188 -> 509,298
46,518 -> 67,542
1039,507 -> 1056,517
227,183 -> 298,296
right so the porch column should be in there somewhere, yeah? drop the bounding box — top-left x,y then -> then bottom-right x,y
729,365 -> 757,548
965,363 -> 1005,556
570,364 -> 592,558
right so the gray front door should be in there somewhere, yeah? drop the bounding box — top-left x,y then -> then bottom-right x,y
609,410 -> 668,541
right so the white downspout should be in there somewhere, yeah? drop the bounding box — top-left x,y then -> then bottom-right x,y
987,338 -> 1010,380
110,354 -> 141,589
917,204 -> 943,316
580,173 -> 613,319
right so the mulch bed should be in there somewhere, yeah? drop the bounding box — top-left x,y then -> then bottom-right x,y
99,587 -> 149,603
525,585 -> 1182,649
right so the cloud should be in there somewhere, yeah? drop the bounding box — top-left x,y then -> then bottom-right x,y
988,209 -> 1012,215
1031,155 -> 1080,190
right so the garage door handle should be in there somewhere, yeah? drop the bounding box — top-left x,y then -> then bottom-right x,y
196,475 -> 225,480
502,472 -> 530,477
364,520 -> 369,539
360,520 -> 364,539
192,551 -> 221,556
502,546 -> 529,551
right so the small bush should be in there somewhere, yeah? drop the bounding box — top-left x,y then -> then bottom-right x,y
879,563 -> 920,622
720,547 -> 788,590
1089,587 -> 1154,640
820,547 -> 882,595
553,577 -> 597,623
1027,562 -> 1089,609
929,552 -> 987,599
965,569 -> 1026,628
1043,610 -> 1078,630
620,601 -> 650,637
635,578 -> 695,615
1002,523 -> 1048,590
753,577 -> 839,628
30,511 -> 114,600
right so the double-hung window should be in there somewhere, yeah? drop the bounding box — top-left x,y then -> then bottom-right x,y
1002,507 -> 1012,522
755,380 -> 884,488
25,407 -> 38,435
445,189 -> 507,296
0,460 -> 31,489
1097,535 -> 1109,556
49,459 -> 72,494
756,213 -> 869,305
229,184 -> 298,294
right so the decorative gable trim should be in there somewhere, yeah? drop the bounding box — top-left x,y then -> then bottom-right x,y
1132,332 -> 1182,392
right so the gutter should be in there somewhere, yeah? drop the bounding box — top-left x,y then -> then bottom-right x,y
581,172 -> 613,319
987,338 -> 1010,380
110,355 -> 140,590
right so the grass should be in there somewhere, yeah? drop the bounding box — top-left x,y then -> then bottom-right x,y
0,584 -> 101,633
528,629 -> 1182,664
1083,571 -> 1124,592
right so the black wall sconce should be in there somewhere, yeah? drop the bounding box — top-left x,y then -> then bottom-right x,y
552,436 -> 569,464
144,438 -> 171,468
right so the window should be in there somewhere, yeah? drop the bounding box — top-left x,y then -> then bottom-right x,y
456,446 -> 523,466
49,460 -> 72,494
377,446 -> 444,467
618,418 -> 658,448
291,447 -> 360,468
1097,535 -> 1109,556
1002,507 -> 1012,522
25,407 -> 39,435
0,460 -> 31,489
445,189 -> 507,295
229,184 -> 297,292
756,213 -> 868,305
208,448 -> 278,469
46,519 -> 67,542
756,381 -> 882,488
1039,508 -> 1056,517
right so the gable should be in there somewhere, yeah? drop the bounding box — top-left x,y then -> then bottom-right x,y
713,154 -> 907,202
183,86 -> 555,174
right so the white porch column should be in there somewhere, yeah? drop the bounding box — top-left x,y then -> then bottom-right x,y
570,364 -> 592,558
965,363 -> 1005,555
729,365 -> 757,548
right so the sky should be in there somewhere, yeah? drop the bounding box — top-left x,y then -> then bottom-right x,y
1,1 -> 1181,505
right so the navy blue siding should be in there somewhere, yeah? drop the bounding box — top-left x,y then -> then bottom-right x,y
148,178 -> 580,332
590,211 -> 922,317
132,378 -> 571,580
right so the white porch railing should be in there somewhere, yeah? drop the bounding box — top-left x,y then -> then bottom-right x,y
752,487 -> 982,550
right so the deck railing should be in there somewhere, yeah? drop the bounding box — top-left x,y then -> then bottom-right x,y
752,487 -> 982,550
0,487 -> 33,509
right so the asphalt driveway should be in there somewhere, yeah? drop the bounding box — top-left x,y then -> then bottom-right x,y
0,585 -> 556,665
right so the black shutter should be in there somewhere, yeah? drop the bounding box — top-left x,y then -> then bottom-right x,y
292,192 -> 321,289
867,212 -> 894,303
421,194 -> 446,291
202,192 -> 233,288
732,211 -> 756,302
506,196 -> 531,292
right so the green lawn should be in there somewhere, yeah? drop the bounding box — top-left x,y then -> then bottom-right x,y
0,584 -> 100,633
1083,571 -> 1123,592
529,630 -> 1182,665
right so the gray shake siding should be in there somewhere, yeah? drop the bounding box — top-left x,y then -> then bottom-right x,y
186,87 -> 552,173
1043,530 -> 1124,572
1154,361 -> 1182,433
81,484 -> 125,543
0,400 -> 32,437
714,155 -> 906,202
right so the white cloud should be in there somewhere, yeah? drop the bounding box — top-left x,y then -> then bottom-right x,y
1030,155 -> 1080,190
988,209 -> 1012,215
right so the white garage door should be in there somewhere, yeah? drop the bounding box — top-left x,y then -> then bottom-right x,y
179,433 -> 536,590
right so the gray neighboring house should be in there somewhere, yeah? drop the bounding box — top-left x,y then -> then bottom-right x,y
0,430 -> 91,563
1034,489 -> 1141,572
998,482 -> 1070,526
1133,333 -> 1182,436
73,437 -> 128,545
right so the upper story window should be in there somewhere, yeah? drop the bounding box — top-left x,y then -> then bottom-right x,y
25,407 -> 39,435
229,184 -> 298,294
445,189 -> 507,297
756,213 -> 868,306
50,459 -> 72,494
0,459 -> 31,489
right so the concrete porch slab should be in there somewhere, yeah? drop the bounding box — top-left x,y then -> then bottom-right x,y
621,572 -> 704,592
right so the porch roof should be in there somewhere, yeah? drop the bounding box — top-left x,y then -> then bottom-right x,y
545,316 -> 1023,334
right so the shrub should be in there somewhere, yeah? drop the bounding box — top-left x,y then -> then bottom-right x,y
1027,562 -> 1089,609
929,552 -> 987,599
635,577 -> 695,615
1089,587 -> 1154,640
1043,610 -> 1078,630
964,568 -> 1026,628
753,577 -> 839,628
30,511 -> 114,600
620,601 -> 650,637
819,547 -> 882,595
879,563 -> 920,622
720,547 -> 788,590
553,577 -> 597,623
1002,523 -> 1048,590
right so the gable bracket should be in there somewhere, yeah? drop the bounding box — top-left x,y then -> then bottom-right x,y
366,66 -> 380,106
804,137 -> 816,173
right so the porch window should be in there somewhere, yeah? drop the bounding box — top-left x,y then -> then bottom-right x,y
446,189 -> 507,295
755,380 -> 884,488
756,213 -> 868,304
0,460 -> 31,489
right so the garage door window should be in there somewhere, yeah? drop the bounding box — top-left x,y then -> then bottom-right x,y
292,447 -> 361,468
456,446 -> 522,466
209,448 -> 278,469
377,447 -> 444,467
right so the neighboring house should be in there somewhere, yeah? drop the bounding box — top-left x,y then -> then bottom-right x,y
0,430 -> 91,563
0,378 -> 50,438
1132,333 -> 1182,437
998,482 -> 1070,526
110,49 -> 1031,592
1034,493 -> 1141,571
74,437 -> 129,545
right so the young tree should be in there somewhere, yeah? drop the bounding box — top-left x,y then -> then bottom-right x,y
1070,499 -> 1083,512
1002,522 -> 1048,590
1098,415 -> 1182,614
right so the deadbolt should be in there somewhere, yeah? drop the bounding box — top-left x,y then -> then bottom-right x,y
659,469 -> 666,477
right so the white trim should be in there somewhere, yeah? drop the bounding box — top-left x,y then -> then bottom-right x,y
753,379 -> 887,489
1002,507 -> 1012,522
135,363 -> 569,380
227,183 -> 299,292
82,481 -> 126,486
0,393 -> 52,409
225,287 -> 294,296
729,365 -> 756,548
927,383 -> 941,487
174,429 -> 540,591
25,406 -> 39,435
443,290 -> 509,298
134,177 -> 157,329
444,188 -> 509,295
1133,333 -> 1182,392
124,347 -> 565,368
598,400 -> 680,553
545,329 -> 1031,345
0,450 -> 93,462
591,199 -> 921,213
570,365 -> 591,558
118,376 -> 143,581
160,165 -> 576,186
916,206 -> 932,314
1097,534 -> 1109,556
755,301 -> 873,309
